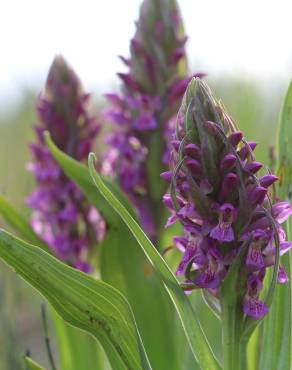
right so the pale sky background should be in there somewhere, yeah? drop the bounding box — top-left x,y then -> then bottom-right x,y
1,0 -> 292,107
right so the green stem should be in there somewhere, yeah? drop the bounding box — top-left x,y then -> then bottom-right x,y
239,338 -> 248,370
221,299 -> 246,370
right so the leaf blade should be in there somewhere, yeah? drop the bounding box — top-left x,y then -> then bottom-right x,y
51,309 -> 107,370
24,357 -> 47,370
88,153 -> 221,370
0,229 -> 151,370
45,130 -> 190,370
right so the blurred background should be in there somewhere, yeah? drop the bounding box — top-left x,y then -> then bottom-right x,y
0,0 -> 291,368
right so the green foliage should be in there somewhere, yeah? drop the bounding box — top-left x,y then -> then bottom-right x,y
24,356 -> 46,370
0,229 -> 151,370
45,132 -> 191,370
88,153 -> 221,370
51,310 -> 107,370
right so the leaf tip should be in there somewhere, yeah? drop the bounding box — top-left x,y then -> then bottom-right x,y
88,152 -> 97,169
43,131 -> 51,142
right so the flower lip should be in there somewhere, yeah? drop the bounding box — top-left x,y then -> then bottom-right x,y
243,297 -> 268,320
209,203 -> 236,242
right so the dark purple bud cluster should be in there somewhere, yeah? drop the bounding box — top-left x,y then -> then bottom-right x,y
102,0 -> 203,238
26,56 -> 105,271
162,78 -> 292,319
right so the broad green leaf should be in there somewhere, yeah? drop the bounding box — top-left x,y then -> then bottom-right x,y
258,80 -> 292,370
45,132 -> 188,370
51,309 -> 107,370
88,154 -> 221,370
24,357 -> 46,370
0,229 -> 151,370
0,195 -> 108,369
0,195 -> 49,252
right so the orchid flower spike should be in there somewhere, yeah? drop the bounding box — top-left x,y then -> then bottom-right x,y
102,0 -> 203,240
26,56 -> 105,272
163,78 -> 292,320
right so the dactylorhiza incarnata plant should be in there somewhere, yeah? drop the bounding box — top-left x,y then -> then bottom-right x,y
162,78 -> 292,322
102,0 -> 204,239
26,56 -> 105,272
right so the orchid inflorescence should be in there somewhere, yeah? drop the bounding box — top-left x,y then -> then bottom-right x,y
26,56 -> 105,272
162,78 -> 292,319
102,0 -> 203,239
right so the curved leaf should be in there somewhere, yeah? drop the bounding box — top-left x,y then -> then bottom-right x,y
88,153 -> 221,370
44,131 -> 136,226
45,131 -> 188,370
0,229 -> 151,370
0,197 -> 108,369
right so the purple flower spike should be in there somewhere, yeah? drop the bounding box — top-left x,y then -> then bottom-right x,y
163,78 -> 292,320
102,0 -> 203,240
27,56 -> 104,271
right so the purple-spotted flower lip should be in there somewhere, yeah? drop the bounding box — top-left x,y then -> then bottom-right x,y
243,297 -> 269,320
209,203 -> 236,243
